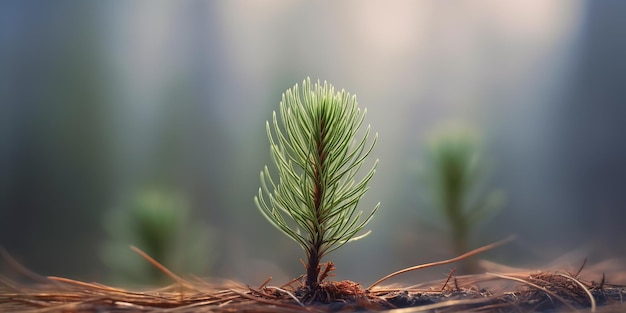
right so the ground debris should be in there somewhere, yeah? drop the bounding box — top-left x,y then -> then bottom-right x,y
1,270 -> 625,312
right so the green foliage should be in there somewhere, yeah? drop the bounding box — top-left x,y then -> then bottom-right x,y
255,78 -> 379,289
101,189 -> 213,286
422,127 -> 504,266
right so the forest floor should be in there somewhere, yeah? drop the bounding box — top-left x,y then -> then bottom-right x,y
1,269 -> 625,312
2,242 -> 625,312
2,257 -> 625,312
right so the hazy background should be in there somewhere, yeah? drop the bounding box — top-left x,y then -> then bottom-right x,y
1,1 -> 625,286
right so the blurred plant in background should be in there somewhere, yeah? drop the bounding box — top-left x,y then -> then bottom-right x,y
100,189 -> 214,286
420,126 -> 505,273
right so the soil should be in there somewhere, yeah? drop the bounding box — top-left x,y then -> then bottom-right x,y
2,243 -> 624,312
1,269 -> 625,312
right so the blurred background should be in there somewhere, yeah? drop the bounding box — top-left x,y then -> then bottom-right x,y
1,1 -> 625,287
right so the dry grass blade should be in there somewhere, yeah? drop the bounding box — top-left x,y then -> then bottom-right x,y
378,297 -> 499,313
130,245 -> 194,289
486,272 -> 577,311
265,286 -> 304,306
258,276 -> 272,289
367,236 -> 515,290
440,267 -> 457,291
557,272 -> 596,312
574,258 -> 587,278
230,288 -> 317,312
0,247 -> 49,284
47,276 -> 128,293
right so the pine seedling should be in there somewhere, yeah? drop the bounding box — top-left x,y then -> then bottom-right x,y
101,189 -> 213,286
255,78 -> 379,293
422,129 -> 503,272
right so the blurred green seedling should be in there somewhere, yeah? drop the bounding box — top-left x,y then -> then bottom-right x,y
421,127 -> 504,272
101,189 -> 213,286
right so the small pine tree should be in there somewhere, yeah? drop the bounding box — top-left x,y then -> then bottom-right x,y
422,128 -> 504,272
255,78 -> 379,293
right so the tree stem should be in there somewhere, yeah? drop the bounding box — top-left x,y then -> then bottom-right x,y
306,110 -> 327,291
306,249 -> 321,290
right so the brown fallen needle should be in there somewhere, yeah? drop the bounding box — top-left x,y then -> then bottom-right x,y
367,235 -> 516,290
